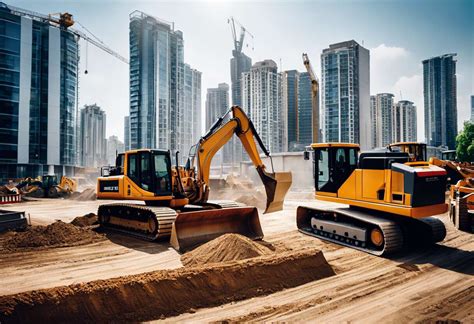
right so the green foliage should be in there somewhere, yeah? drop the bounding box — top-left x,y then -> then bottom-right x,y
456,121 -> 474,162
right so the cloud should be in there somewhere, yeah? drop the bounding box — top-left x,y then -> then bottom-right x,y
391,74 -> 424,141
370,44 -> 411,95
371,44 -> 409,61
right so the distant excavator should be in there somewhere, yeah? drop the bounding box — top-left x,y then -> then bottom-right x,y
97,106 -> 292,251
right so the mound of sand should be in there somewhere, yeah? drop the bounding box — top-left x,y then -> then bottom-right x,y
1,221 -> 105,251
181,233 -> 272,266
0,248 -> 334,322
69,188 -> 96,201
70,213 -> 98,227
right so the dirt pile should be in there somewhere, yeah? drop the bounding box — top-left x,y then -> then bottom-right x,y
181,233 -> 272,266
0,248 -> 334,322
70,213 -> 98,227
1,221 -> 105,251
69,188 -> 96,201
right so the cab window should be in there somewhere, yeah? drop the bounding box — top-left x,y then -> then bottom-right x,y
154,154 -> 171,193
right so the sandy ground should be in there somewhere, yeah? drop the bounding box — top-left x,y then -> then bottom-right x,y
0,197 -> 473,322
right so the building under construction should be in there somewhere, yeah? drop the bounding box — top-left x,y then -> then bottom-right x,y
0,2 -> 79,180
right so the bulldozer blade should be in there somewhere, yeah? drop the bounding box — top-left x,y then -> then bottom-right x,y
170,207 -> 263,253
257,167 -> 292,214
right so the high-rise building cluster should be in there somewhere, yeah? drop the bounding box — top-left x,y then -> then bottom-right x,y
128,11 -> 201,162
370,94 -> 417,147
0,3 -> 79,180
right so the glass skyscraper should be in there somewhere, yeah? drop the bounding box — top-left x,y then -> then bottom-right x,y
206,83 -> 231,165
0,4 -> 79,180
241,60 -> 283,153
392,100 -> 417,143
129,11 -> 201,162
423,54 -> 457,149
297,72 -> 314,148
321,40 -> 370,149
281,70 -> 299,151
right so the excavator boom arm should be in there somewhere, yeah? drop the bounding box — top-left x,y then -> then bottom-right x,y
195,106 -> 292,213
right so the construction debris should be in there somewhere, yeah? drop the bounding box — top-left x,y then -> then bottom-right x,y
0,221 -> 105,251
0,248 -> 334,322
181,233 -> 273,266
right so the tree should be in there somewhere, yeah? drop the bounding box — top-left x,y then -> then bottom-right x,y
456,121 -> 474,162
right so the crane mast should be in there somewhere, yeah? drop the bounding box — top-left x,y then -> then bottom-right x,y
0,2 -> 128,64
302,53 -> 320,143
228,16 -> 254,54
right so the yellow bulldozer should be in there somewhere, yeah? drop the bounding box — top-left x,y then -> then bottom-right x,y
97,106 -> 292,252
297,143 -> 448,255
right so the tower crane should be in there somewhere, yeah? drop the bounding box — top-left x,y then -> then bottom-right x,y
228,16 -> 254,55
302,53 -> 320,143
0,2 -> 128,65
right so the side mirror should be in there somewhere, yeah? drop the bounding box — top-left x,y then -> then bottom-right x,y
303,151 -> 310,161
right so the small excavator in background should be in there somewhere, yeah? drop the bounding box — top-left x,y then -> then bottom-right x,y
97,106 -> 292,252
297,143 -> 448,255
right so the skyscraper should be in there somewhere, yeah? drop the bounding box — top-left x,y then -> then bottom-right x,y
206,83 -> 231,165
370,96 -> 377,148
80,105 -> 107,168
297,72 -> 314,148
0,3 -> 79,180
281,70 -> 299,150
321,40 -> 370,149
372,93 -> 394,148
392,100 -> 417,143
106,135 -> 125,165
423,54 -> 457,149
129,11 -> 201,159
241,60 -> 283,153
124,116 -> 130,151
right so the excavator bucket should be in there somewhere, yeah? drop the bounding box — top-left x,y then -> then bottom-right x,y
170,207 -> 263,253
258,169 -> 293,214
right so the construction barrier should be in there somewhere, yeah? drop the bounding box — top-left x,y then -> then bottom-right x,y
0,194 -> 21,204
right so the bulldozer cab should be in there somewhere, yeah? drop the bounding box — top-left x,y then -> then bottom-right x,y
42,175 -> 58,188
310,144 -> 359,193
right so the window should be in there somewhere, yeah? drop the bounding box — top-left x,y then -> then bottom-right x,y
154,154 -> 170,193
316,148 -> 329,190
128,154 -> 139,184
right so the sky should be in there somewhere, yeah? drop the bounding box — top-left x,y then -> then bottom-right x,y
8,0 -> 474,142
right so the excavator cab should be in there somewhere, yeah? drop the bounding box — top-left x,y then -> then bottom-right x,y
441,150 -> 457,162
388,142 -> 427,162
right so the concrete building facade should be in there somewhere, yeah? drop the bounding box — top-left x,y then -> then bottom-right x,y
392,100 -> 417,143
423,54 -> 457,149
129,11 -> 201,161
321,40 -> 370,149
373,93 -> 394,148
106,135 -> 125,166
241,60 -> 283,153
124,116 -> 130,151
80,105 -> 106,168
0,3 -> 79,180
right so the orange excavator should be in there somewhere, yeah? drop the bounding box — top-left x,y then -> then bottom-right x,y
97,106 -> 292,251
297,143 -> 448,255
